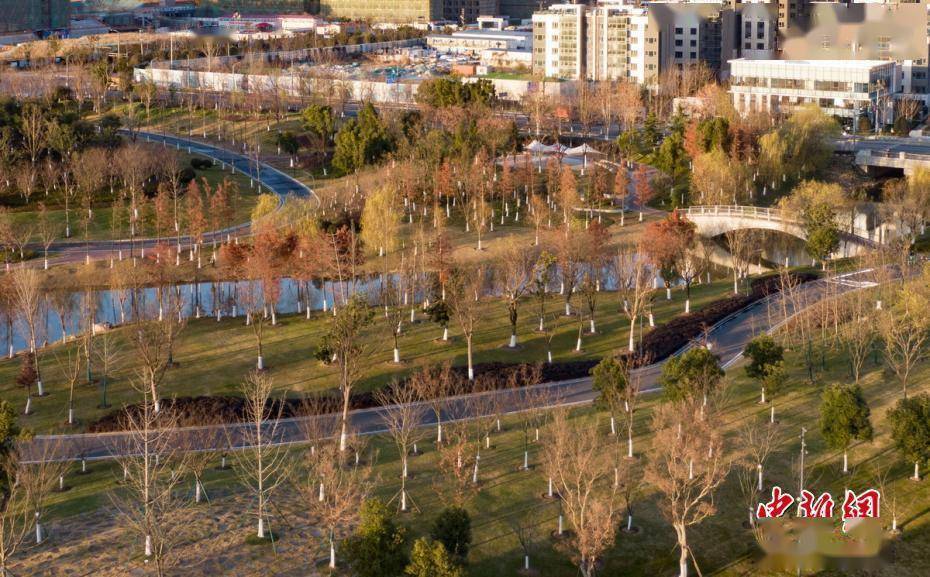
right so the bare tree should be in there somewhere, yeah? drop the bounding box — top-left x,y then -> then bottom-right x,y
375,382 -> 427,512
645,401 -> 730,577
614,243 -> 653,352
497,239 -> 538,348
542,410 -> 621,577
411,362 -> 455,444
446,264 -> 489,381
111,389 -> 190,577
232,371 -> 290,540
736,419 -> 781,530
54,345 -> 82,426
11,268 -> 46,398
879,277 -> 930,398
302,433 -> 373,569
724,229 -> 753,294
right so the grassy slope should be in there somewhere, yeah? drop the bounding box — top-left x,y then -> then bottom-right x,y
27,341 -> 930,577
4,274 -> 734,434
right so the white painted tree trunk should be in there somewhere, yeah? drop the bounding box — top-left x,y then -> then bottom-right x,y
442,327 -> 449,341
684,299 -> 690,313
757,464 -> 763,491
575,336 -> 582,351
437,422 -> 443,444
393,348 -> 400,364
648,313 -> 654,327
509,334 -> 517,348
610,416 -> 616,435
37,380 -> 44,396
843,451 -> 848,474
547,350 -> 553,363
256,356 -> 264,370
145,534 -> 152,557
666,287 -> 671,300
914,462 -> 920,481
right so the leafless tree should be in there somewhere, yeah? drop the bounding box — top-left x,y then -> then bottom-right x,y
54,345 -> 82,426
301,433 -> 373,569
0,449 -> 54,575
879,274 -> 930,398
232,371 -> 290,540
736,419 -> 781,530
11,268 -> 46,398
542,410 -> 621,577
111,389 -> 191,577
446,264 -> 489,381
410,362 -> 455,444
724,229 -> 753,294
614,243 -> 653,352
374,382 -> 427,512
497,239 -> 538,348
645,401 -> 730,577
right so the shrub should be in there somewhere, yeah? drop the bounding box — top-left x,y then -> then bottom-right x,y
430,507 -> 471,561
190,158 -> 213,170
343,499 -> 407,577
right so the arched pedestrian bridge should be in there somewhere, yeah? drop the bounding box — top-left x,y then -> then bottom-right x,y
680,205 -> 882,257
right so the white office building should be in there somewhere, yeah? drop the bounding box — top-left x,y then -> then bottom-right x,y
729,58 -> 899,122
427,29 -> 532,54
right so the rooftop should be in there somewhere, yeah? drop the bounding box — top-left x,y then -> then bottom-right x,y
730,58 -> 894,69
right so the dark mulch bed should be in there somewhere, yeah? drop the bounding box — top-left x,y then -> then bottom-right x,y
88,273 -> 815,432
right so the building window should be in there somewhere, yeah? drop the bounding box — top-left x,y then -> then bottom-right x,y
675,27 -> 683,34
690,52 -> 696,59
675,39 -> 682,46
690,39 -> 696,47
756,42 -> 764,50
675,51 -> 683,58
690,27 -> 696,34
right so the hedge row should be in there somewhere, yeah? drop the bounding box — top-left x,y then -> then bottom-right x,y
87,273 -> 815,432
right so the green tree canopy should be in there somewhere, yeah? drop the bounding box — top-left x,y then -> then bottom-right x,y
430,506 -> 472,561
661,347 -> 724,403
743,335 -> 784,381
415,77 -> 496,109
302,103 -> 335,141
888,394 -> 930,467
332,103 -> 394,174
343,498 -> 408,577
405,539 -> 465,577
819,384 -> 873,452
591,357 -> 629,413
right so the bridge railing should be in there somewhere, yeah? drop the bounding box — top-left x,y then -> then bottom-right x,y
681,205 -> 803,225
682,205 -> 880,246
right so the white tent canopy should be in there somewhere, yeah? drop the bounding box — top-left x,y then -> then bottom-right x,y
525,140 -> 563,154
564,143 -> 603,156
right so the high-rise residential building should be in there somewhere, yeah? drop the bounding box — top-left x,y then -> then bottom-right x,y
533,1 -> 736,84
585,3 -> 650,83
532,4 -> 586,79
0,0 -> 69,36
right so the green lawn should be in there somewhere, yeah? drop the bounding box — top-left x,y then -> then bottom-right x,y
25,330 -> 930,577
4,276 -> 735,434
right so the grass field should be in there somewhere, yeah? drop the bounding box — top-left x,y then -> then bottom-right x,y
3,271 -> 737,434
4,150 -> 258,245
11,331 -> 930,577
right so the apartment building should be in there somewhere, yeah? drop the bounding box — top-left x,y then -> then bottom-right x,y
534,1 -> 736,84
532,4 -> 586,79
585,3 -> 649,83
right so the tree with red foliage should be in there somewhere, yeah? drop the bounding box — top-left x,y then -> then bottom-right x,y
644,211 -> 701,312
633,165 -> 653,222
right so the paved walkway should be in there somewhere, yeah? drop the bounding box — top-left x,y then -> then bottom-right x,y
39,131 -> 315,265
18,268 -> 882,463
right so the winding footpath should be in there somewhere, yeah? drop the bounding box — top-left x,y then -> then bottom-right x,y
41,131 -> 316,265
19,267 -> 881,463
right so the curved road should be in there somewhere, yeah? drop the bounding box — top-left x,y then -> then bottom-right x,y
19,268 -> 881,463
41,131 -> 315,265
